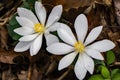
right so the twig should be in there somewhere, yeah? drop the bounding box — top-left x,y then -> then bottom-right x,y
45,60 -> 57,75
27,63 -> 33,80
1,0 -> 22,19
0,0 -> 22,27
109,62 -> 120,67
0,18 -> 8,26
57,68 -> 71,80
114,62 -> 120,66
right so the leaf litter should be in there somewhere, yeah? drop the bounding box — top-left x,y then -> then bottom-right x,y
0,0 -> 120,80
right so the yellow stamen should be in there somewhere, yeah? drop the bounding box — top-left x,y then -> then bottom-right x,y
34,23 -> 45,33
74,41 -> 85,53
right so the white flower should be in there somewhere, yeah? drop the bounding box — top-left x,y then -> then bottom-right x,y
14,1 -> 62,56
47,14 -> 115,80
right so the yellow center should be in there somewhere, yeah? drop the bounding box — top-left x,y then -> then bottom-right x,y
34,23 -> 45,33
74,41 -> 85,53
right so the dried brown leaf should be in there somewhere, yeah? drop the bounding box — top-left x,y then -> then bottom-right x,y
31,65 -> 43,80
2,68 -> 17,80
17,71 -> 28,80
108,31 -> 120,44
43,0 -> 94,11
0,26 -> 8,49
103,0 -> 112,6
114,0 -> 120,25
107,31 -> 120,53
62,1 -> 112,28
43,0 -> 111,11
0,49 -> 26,64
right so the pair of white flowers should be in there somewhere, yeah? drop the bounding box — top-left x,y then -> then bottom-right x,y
14,1 -> 115,80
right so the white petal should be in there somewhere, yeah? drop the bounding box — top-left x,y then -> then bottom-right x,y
16,17 -> 34,28
74,14 -> 88,42
87,39 -> 115,52
46,22 -> 60,32
47,43 -> 74,55
58,23 -> 76,40
85,48 -> 104,60
84,26 -> 103,46
35,1 -> 46,25
48,22 -> 76,39
57,28 -> 76,45
19,33 -> 39,41
82,53 -> 94,74
14,41 -> 31,52
14,27 -> 34,36
30,34 -> 43,56
46,5 -> 62,27
74,54 -> 87,80
17,8 -> 38,24
58,52 -> 77,70
45,34 -> 59,46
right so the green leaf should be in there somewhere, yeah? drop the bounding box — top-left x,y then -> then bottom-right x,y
88,74 -> 104,80
112,73 -> 120,80
8,14 -> 21,40
7,25 -> 21,40
111,69 -> 120,77
9,14 -> 19,26
94,59 -> 105,65
26,0 -> 35,3
106,51 -> 115,65
101,66 -> 110,78
21,0 -> 41,10
22,1 -> 31,9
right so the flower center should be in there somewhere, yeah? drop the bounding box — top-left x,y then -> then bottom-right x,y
34,23 -> 45,33
74,41 -> 85,53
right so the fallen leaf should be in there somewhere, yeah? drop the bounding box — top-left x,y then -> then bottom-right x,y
2,68 -> 17,80
114,0 -> 120,25
0,26 -> 8,50
43,0 -> 94,11
31,65 -> 43,80
103,0 -> 112,6
0,49 -> 29,64
17,70 -> 28,80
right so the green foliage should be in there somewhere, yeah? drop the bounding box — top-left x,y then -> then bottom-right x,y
89,50 -> 120,80
22,0 -> 36,10
88,74 -> 104,80
111,69 -> 120,80
94,59 -> 105,65
26,0 -> 37,3
22,0 -> 42,9
22,1 -> 31,9
100,65 -> 110,78
111,69 -> 120,77
112,73 -> 120,80
23,0 -> 40,4
8,14 -> 21,40
89,66 -> 120,80
106,51 -> 115,65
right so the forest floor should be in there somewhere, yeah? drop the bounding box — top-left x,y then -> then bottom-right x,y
0,0 -> 120,80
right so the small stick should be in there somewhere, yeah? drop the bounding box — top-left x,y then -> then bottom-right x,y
27,63 -> 33,80
57,68 -> 71,80
114,62 -> 120,66
0,0 -> 22,27
109,62 -> 120,67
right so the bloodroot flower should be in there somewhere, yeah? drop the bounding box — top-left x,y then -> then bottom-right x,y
14,1 -> 62,56
47,14 -> 115,80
